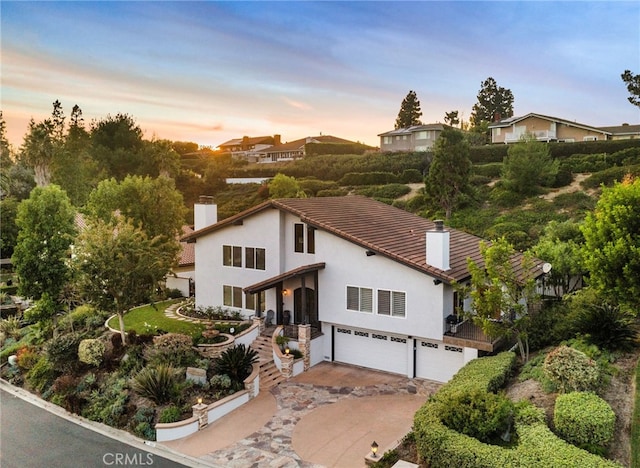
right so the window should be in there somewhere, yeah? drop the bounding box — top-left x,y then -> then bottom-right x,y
223,285 -> 243,308
246,290 -> 265,312
415,131 -> 427,139
383,136 -> 392,144
346,286 -> 373,313
245,247 -> 266,270
378,289 -> 406,317
294,224 -> 304,253
223,245 -> 242,267
307,226 -> 315,253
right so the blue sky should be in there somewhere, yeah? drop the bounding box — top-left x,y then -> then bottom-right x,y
2,1 -> 639,148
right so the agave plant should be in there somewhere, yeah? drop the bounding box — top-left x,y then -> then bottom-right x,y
212,344 -> 258,386
131,365 -> 182,405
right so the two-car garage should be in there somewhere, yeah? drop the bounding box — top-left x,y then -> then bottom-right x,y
331,325 -> 467,383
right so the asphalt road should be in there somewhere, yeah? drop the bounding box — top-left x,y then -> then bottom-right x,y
0,388 -> 190,468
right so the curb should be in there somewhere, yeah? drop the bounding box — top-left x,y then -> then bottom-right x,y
0,378 -> 217,468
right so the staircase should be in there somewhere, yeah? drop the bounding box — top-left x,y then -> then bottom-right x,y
252,334 -> 286,391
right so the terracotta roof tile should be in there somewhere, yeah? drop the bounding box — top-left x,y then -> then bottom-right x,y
183,196 -> 544,283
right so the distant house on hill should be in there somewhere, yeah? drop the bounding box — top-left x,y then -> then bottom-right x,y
257,135 -> 362,163
596,123 -> 640,140
488,113 -> 612,144
378,124 -> 446,152
218,135 -> 281,162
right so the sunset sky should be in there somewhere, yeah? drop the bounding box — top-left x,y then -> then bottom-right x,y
2,1 -> 639,149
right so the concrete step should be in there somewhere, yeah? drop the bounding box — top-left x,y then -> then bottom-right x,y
259,361 -> 286,390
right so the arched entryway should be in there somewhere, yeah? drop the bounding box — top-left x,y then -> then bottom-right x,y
294,287 -> 317,326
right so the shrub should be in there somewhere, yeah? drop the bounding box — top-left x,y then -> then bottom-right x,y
16,345 -> 40,370
527,301 -> 574,351
131,406 -> 156,439
59,305 -> 100,332
159,405 -> 182,423
131,365 -> 182,405
435,388 -> 514,443
212,344 -> 258,387
165,288 -> 184,299
144,333 -> 197,367
554,392 -> 615,455
316,188 -> 349,197
581,164 -> 640,189
52,374 -> 79,396
355,184 -> 411,199
473,162 -> 503,178
338,171 -> 400,186
400,168 -> 424,183
0,316 -> 22,341
26,355 -> 56,393
0,340 -> 22,363
45,333 -> 82,372
82,374 -> 129,427
573,302 -> 637,351
78,338 -> 106,367
543,345 -> 600,393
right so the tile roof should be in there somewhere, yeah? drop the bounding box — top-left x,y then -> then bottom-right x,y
177,225 -> 195,266
183,196 -> 544,284
597,124 -> 640,135
378,123 -> 446,137
488,113 -> 611,135
264,135 -> 357,152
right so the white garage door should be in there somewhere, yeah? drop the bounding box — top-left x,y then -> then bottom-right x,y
333,326 -> 408,375
415,340 -> 465,382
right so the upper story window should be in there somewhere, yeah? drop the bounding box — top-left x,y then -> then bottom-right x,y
223,245 -> 242,267
294,223 -> 315,254
378,289 -> 406,317
245,247 -> 266,270
346,286 -> 373,313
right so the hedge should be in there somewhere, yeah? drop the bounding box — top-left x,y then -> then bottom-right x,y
468,139 -> 640,164
338,171 -> 400,186
554,392 -> 615,451
304,142 -> 370,155
414,352 -> 622,467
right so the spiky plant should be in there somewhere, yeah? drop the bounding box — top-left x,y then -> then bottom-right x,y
131,365 -> 182,405
211,344 -> 258,386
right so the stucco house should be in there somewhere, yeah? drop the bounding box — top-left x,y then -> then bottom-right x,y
596,123 -> 640,140
488,113 -> 611,144
218,135 -> 281,162
378,124 -> 446,152
165,225 -> 195,297
183,195 -> 546,383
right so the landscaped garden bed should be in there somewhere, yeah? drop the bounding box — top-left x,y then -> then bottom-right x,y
1,299 -> 260,442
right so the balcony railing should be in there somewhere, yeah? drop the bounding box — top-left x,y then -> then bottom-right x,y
505,130 -> 556,142
443,319 -> 503,352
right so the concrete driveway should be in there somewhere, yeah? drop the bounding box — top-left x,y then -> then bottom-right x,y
162,362 -> 441,467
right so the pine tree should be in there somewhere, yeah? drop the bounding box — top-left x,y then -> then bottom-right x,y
395,90 -> 422,129
470,77 -> 514,128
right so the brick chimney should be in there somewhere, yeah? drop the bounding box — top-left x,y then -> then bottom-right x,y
194,195 -> 217,230
426,220 -> 450,271
274,134 -> 281,145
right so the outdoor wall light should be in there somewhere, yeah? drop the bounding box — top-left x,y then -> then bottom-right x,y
365,250 -> 376,256
433,279 -> 442,285
197,397 -> 203,405
371,441 -> 378,458
285,346 -> 290,355
282,289 -> 289,296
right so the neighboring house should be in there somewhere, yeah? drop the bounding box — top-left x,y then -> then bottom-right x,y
183,195 -> 546,383
165,225 -> 195,297
257,135 -> 359,163
597,123 -> 640,140
218,135 -> 281,162
488,113 -> 611,144
378,124 -> 446,152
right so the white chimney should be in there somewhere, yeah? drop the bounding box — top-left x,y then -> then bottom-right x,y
194,195 -> 217,230
426,220 -> 450,271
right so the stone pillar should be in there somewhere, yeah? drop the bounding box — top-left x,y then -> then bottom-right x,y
192,402 -> 208,430
252,315 -> 265,333
298,324 -> 311,371
281,354 -> 294,378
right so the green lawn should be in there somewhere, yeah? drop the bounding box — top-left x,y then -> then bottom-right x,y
107,300 -> 205,337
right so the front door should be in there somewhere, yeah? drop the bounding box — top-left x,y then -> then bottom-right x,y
294,287 -> 316,325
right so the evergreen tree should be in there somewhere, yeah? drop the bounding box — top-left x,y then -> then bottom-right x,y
470,77 -> 514,141
395,90 -> 422,129
426,127 -> 471,219
501,136 -> 558,195
621,70 -> 640,108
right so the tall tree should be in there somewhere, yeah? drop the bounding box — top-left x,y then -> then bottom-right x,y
86,175 -> 186,249
425,127 -> 471,219
395,90 -> 423,129
470,77 -> 514,140
74,217 -> 176,344
621,70 -> 640,108
12,185 -> 76,310
268,173 -> 305,198
444,110 -> 460,127
19,118 -> 55,186
463,237 -> 538,361
90,113 -> 144,179
501,136 -> 558,195
581,175 -> 640,307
